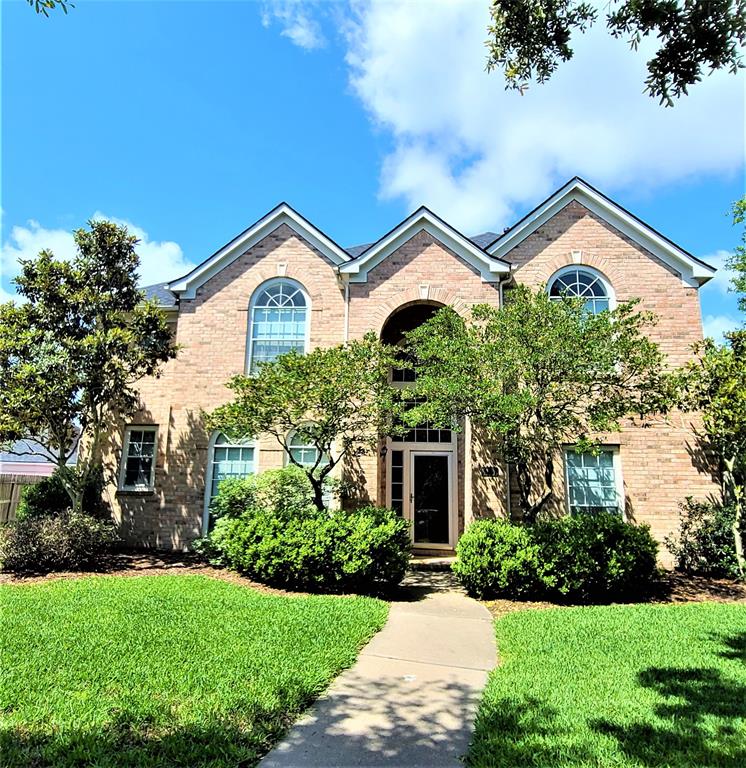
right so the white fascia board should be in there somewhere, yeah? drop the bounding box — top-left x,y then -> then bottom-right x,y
340,209 -> 511,284
168,205 -> 350,299
487,180 -> 716,287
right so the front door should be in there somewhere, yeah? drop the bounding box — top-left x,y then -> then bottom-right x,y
411,452 -> 451,545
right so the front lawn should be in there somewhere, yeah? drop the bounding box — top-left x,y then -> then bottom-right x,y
0,574 -> 387,767
469,603 -> 746,767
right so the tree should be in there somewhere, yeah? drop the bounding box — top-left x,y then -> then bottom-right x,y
486,0 -> 746,105
682,332 -> 746,576
404,286 -> 673,522
0,221 -> 176,514
208,334 -> 401,511
726,196 -> 746,311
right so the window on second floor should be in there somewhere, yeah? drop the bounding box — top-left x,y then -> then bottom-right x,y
247,279 -> 308,373
548,267 -> 611,314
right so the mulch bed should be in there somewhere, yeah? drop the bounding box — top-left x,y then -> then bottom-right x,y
484,570 -> 746,619
3,552 -> 745,613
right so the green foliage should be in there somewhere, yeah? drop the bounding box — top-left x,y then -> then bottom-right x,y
0,511 -> 118,574
16,467 -> 108,521
0,575 -> 387,767
666,498 -> 742,579
532,514 -> 659,601
209,333 -> 400,511
469,603 -> 746,767
727,196 -> 746,312
209,466 -> 317,522
453,519 -> 543,599
487,0 -> 746,105
406,287 -> 671,521
0,220 -> 176,513
210,505 -> 410,593
453,514 -> 658,602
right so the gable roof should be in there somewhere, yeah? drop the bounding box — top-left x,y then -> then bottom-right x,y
338,207 -> 511,283
167,203 -> 351,299
486,177 -> 716,286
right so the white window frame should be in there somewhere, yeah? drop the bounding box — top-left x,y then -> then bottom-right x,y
284,428 -> 326,470
202,432 -> 257,533
245,277 -> 311,374
547,265 -> 616,313
118,425 -> 158,491
563,446 -> 625,519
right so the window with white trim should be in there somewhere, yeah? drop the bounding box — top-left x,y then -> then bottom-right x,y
285,430 -> 327,468
248,279 -> 308,373
120,426 -> 157,490
564,448 -> 622,516
206,433 -> 256,507
548,267 -> 611,314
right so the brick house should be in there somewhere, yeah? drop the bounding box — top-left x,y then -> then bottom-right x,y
106,178 -> 718,559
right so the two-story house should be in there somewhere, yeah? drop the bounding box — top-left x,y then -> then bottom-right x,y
106,178 -> 718,559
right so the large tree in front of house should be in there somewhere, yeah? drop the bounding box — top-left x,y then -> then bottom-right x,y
208,333 -> 401,511
0,220 -> 176,514
404,286 -> 674,523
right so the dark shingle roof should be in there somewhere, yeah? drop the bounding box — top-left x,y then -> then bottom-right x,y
0,438 -> 77,466
143,283 -> 178,307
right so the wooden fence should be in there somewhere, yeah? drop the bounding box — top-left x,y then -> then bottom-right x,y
0,474 -> 42,524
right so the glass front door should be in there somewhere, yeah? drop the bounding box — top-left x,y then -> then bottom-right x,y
411,452 -> 450,544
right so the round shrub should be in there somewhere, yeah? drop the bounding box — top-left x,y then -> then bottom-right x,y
0,510 -> 119,574
452,518 -> 543,599
16,467 -> 108,521
666,498 -> 742,579
533,514 -> 659,602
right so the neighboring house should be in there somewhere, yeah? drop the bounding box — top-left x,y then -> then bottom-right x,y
105,178 -> 717,558
0,439 -> 77,477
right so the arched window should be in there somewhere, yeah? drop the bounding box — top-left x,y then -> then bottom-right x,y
285,429 -> 324,468
248,279 -> 308,373
548,267 -> 612,314
203,432 -> 256,531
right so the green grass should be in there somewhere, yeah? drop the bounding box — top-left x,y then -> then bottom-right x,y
469,603 -> 746,768
0,574 -> 388,767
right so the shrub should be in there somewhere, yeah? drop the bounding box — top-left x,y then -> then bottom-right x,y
533,514 -> 659,602
16,467 -> 108,521
452,519 -> 543,599
201,468 -> 411,591
0,510 -> 119,574
453,514 -> 659,602
666,498 -> 741,579
210,505 -> 410,592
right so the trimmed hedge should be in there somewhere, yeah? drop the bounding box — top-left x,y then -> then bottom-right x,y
454,514 -> 659,602
197,467 -> 411,592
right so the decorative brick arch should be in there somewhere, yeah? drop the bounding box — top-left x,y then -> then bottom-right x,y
370,287 -> 473,337
533,253 -> 625,290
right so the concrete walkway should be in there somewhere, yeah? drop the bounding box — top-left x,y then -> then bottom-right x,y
261,571 -> 497,768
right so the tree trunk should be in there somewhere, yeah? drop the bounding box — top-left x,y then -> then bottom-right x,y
723,456 -> 745,578
310,475 -> 326,512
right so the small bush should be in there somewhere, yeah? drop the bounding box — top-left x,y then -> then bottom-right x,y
666,498 -> 741,579
453,519 -> 543,599
16,467 -> 108,521
453,514 -> 659,602
0,510 -> 119,574
533,514 -> 659,602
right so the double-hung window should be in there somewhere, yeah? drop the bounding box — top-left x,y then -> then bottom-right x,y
120,426 -> 157,490
564,448 -> 622,516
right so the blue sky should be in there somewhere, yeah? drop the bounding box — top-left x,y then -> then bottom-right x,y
2,1 -> 744,339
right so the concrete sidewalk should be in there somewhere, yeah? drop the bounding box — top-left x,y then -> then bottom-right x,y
261,572 -> 497,768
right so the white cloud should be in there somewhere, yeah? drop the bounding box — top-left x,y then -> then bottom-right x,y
703,313 -> 741,343
699,249 -> 736,296
0,216 -> 195,300
337,0 -> 745,231
261,1 -> 326,50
